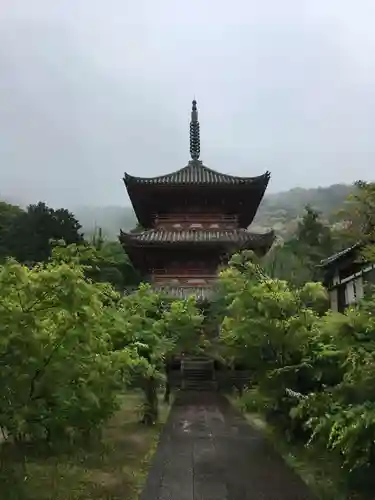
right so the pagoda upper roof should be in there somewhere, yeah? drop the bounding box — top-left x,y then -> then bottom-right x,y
124,159 -> 270,188
120,227 -> 275,250
122,101 -> 271,229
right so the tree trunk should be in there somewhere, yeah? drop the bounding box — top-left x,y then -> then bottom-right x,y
141,375 -> 158,425
163,360 -> 171,404
164,379 -> 171,404
237,383 -> 243,397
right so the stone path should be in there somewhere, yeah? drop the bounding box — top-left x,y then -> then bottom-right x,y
140,391 -> 314,500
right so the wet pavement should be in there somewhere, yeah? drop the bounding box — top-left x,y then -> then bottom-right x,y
140,391 -> 314,500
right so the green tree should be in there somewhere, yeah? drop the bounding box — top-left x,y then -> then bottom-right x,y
295,293 -> 375,475
335,180 -> 375,262
295,205 -> 333,253
98,240 -> 141,288
13,202 -> 83,264
0,202 -> 24,262
218,251 -> 327,377
264,206 -> 335,285
219,249 -> 375,486
263,240 -> 313,287
56,237 -> 140,290
113,287 -> 204,424
0,254 -> 138,444
217,250 -> 329,436
160,298 -> 205,402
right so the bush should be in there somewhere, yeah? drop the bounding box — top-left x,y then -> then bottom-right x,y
0,257 -> 137,443
218,250 -> 375,487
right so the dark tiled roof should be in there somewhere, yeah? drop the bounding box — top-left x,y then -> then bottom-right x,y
153,285 -> 214,301
124,160 -> 270,186
319,243 -> 360,267
120,228 -> 275,246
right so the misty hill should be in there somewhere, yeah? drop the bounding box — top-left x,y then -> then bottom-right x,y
72,183 -> 353,240
71,205 -> 137,240
252,183 -> 352,237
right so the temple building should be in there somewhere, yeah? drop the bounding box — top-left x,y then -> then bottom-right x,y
320,243 -> 375,312
120,100 -> 275,304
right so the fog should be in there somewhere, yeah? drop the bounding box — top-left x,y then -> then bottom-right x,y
1,0 -> 375,207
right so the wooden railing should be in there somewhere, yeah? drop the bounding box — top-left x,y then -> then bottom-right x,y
152,276 -> 216,284
154,213 -> 238,223
151,269 -> 217,276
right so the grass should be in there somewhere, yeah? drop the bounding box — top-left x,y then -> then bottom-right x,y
0,392 -> 171,500
229,393 -> 363,500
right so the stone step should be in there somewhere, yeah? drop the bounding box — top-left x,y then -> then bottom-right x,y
182,364 -> 213,370
181,358 -> 214,369
183,369 -> 213,374
183,374 -> 214,380
181,357 -> 216,391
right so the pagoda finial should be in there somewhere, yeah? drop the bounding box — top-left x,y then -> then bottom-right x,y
190,99 -> 200,160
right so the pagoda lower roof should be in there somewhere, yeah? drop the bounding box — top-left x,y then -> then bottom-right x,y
124,160 -> 270,187
120,228 -> 275,248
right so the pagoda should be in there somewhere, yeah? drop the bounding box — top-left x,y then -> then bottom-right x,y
120,101 -> 275,303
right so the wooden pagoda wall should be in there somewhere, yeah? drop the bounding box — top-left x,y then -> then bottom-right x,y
148,210 -> 231,286
154,213 -> 238,230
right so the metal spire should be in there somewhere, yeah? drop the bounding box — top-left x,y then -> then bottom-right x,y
189,99 -> 200,160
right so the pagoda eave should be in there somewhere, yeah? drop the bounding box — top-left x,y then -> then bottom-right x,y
119,228 -> 274,248
123,163 -> 270,188
119,229 -> 275,273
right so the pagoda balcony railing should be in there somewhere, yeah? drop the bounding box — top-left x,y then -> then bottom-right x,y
152,277 -> 217,283
151,269 -> 217,277
152,275 -> 217,284
154,213 -> 238,223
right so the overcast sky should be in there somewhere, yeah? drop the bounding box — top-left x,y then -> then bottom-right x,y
1,1 -> 375,207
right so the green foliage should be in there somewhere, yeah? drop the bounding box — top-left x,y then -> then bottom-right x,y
0,201 -> 84,265
295,300 -> 375,474
219,251 -> 327,380
0,202 -> 24,262
218,249 -> 375,489
0,234 -> 204,435
263,206 -> 336,286
160,297 -> 205,355
295,205 -> 334,258
111,285 -> 204,424
327,180 -> 375,265
52,239 -> 140,289
264,241 -> 315,287
335,181 -> 375,260
0,256 -> 137,443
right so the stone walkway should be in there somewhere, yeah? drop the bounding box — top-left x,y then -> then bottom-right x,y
140,391 -> 314,500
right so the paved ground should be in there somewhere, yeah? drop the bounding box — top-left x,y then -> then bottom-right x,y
140,391 -> 314,500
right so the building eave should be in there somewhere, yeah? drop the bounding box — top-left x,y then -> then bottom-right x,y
124,161 -> 270,187
119,228 -> 275,247
318,242 -> 361,268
